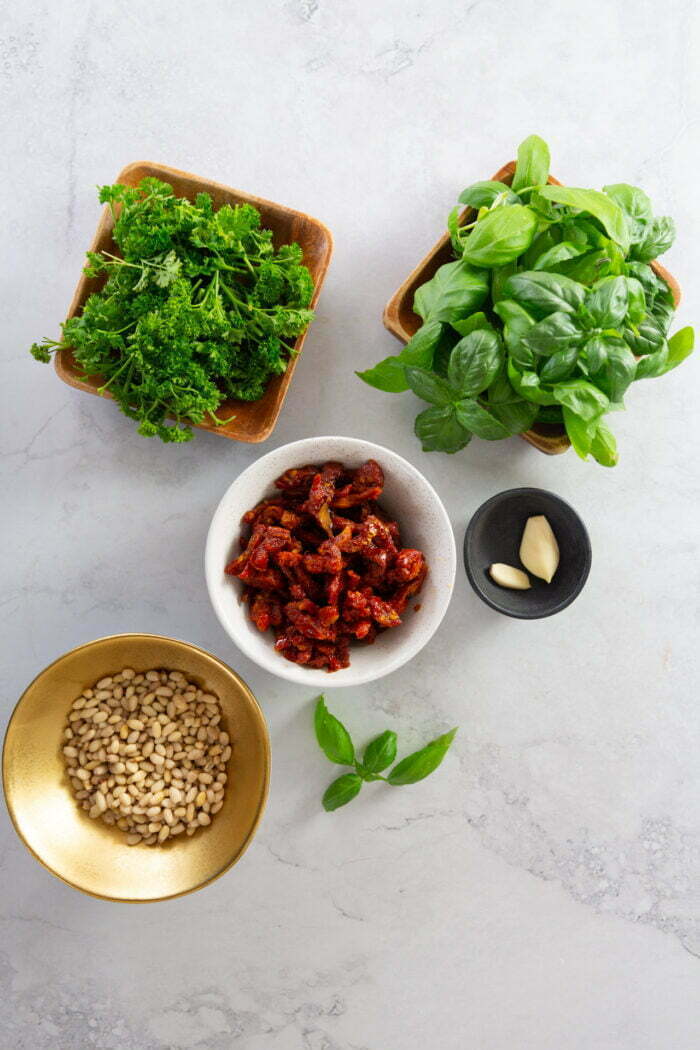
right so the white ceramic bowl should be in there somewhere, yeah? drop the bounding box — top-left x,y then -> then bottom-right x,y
205,437 -> 456,686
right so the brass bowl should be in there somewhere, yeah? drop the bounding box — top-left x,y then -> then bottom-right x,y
2,634 -> 270,902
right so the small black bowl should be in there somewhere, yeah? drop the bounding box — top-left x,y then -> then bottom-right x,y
464,488 -> 591,619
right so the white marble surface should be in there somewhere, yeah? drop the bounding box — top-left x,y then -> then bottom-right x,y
2,1 -> 699,1047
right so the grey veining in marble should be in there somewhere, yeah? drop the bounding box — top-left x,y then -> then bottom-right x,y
2,1 -> 700,1047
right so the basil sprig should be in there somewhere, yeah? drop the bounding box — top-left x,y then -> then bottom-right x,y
314,697 -> 457,811
357,135 -> 694,466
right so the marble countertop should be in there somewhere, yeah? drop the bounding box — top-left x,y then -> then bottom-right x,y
2,1 -> 699,1047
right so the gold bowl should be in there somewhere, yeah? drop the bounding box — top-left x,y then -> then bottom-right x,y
2,634 -> 270,902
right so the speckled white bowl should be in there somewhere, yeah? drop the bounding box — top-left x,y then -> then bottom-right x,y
205,437 -> 456,687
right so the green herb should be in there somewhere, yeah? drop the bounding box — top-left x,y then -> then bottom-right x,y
358,135 -> 694,465
313,696 -> 457,811
30,178 -> 315,442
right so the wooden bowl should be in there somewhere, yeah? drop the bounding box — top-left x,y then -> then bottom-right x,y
383,161 -> 681,455
55,162 -> 334,443
2,634 -> 270,901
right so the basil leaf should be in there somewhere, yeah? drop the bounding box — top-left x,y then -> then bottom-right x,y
447,206 -> 462,253
511,134 -> 550,192
357,320 -> 444,392
539,186 -> 630,251
491,260 -> 518,304
462,205 -> 538,268
487,365 -> 539,433
322,773 -> 363,811
314,696 -> 355,766
414,259 -> 489,323
521,228 -> 558,268
635,347 -> 669,380
582,275 -> 629,329
636,326 -> 694,379
625,261 -> 673,304
598,343 -> 637,402
458,180 -> 520,209
361,730 -> 398,776
624,317 -> 666,355
631,216 -> 676,262
507,359 -> 557,405
414,405 -> 471,453
504,270 -> 586,317
387,728 -> 458,786
493,300 -> 536,362
624,277 -> 647,325
532,241 -> 584,271
405,366 -> 453,406
448,329 -> 503,397
590,420 -> 618,467
539,345 -> 579,382
451,311 -> 494,337
562,407 -> 595,460
666,326 -> 695,370
652,298 -> 675,335
583,335 -> 609,374
489,397 -> 539,434
602,183 -> 653,241
558,244 -> 625,285
455,399 -> 510,440
521,311 -> 583,356
551,379 -> 609,420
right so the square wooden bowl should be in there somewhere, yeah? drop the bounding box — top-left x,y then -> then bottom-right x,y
383,161 -> 680,455
55,162 -> 333,443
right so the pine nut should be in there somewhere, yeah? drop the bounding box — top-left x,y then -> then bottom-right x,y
63,666 -> 230,847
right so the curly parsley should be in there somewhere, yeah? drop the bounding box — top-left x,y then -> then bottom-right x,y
31,177 -> 315,442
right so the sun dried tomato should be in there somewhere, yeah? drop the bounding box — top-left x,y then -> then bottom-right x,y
226,459 -> 428,672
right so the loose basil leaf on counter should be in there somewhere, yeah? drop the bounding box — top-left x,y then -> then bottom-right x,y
414,259 -> 489,323
415,405 -> 471,453
405,366 -> 454,406
521,311 -> 583,356
448,329 -> 503,397
461,205 -> 538,268
581,276 -> 629,329
551,378 -> 609,420
538,185 -> 630,251
361,731 -> 398,776
602,183 -> 653,241
511,134 -> 550,193
504,270 -> 586,317
356,320 -> 444,392
539,345 -> 579,383
455,399 -> 510,440
314,696 -> 355,766
458,180 -> 521,209
322,773 -> 363,812
630,216 -> 676,262
387,729 -> 458,786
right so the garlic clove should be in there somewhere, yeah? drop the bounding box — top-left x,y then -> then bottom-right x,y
519,515 -> 559,583
489,563 -> 531,590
